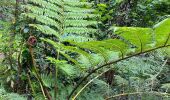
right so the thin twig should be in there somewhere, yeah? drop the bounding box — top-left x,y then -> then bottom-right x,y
72,69 -> 111,100
105,91 -> 170,100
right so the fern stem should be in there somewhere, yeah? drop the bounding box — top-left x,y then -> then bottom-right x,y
27,72 -> 36,96
72,69 -> 111,100
29,46 -> 52,100
15,0 -> 20,22
54,62 -> 58,100
164,33 -> 170,46
39,80 -> 47,99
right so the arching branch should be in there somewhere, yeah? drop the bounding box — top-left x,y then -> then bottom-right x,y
68,44 -> 170,99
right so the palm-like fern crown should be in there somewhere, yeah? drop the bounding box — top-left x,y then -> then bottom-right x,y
22,0 -> 98,40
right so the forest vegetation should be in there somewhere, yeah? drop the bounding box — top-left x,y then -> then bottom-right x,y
0,0 -> 170,100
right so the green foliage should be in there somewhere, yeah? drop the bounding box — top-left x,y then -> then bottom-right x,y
22,0 -> 170,75
124,0 -> 170,27
0,20 -> 23,87
91,0 -> 170,27
42,16 -> 170,100
22,0 -> 170,98
108,50 -> 170,99
161,83 -> 170,92
154,18 -> 170,46
22,0 -> 98,37
0,0 -> 170,100
0,87 -> 26,100
45,17 -> 170,67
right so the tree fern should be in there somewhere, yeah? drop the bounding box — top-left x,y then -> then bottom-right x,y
20,0 -> 170,99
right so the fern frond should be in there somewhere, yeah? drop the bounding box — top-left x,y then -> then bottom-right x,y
41,74 -> 54,88
65,6 -> 95,13
29,24 -> 60,38
61,33 -> 94,42
0,0 -> 15,6
22,5 -> 62,22
28,0 -> 63,13
46,57 -> 78,76
22,13 -> 61,30
65,28 -> 97,34
41,38 -> 93,68
64,0 -> 93,7
65,20 -> 97,27
23,0 -> 98,36
65,12 -> 98,19
153,18 -> 170,46
47,0 -> 63,6
111,27 -> 154,52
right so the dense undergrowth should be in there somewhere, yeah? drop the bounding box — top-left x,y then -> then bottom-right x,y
0,0 -> 170,100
